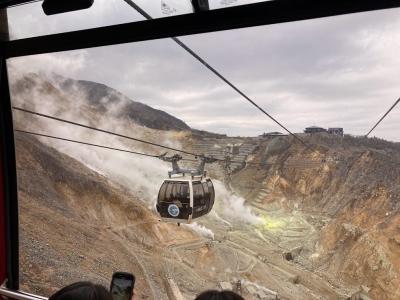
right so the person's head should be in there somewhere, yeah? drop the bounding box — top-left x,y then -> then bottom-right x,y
49,281 -> 112,300
195,290 -> 245,300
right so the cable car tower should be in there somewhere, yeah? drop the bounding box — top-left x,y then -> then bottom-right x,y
156,154 -> 217,224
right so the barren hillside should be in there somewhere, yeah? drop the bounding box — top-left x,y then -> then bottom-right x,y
231,134 -> 400,299
11,73 -> 400,300
17,134 -> 197,299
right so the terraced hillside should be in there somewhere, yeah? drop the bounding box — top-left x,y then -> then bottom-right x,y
185,137 -> 258,178
231,134 -> 400,300
16,133 -> 200,299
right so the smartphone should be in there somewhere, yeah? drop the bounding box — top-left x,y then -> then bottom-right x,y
110,272 -> 135,300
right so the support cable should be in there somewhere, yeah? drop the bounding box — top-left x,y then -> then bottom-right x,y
14,106 -> 296,165
122,0 -> 308,147
14,127 -> 325,167
14,129 -> 160,158
18,128 -> 400,167
365,97 -> 400,137
12,106 -> 199,157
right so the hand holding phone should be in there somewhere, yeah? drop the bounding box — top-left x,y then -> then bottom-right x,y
110,272 -> 135,300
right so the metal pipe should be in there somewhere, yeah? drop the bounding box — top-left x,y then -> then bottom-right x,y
0,287 -> 47,300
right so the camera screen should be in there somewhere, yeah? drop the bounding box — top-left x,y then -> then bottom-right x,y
111,277 -> 132,300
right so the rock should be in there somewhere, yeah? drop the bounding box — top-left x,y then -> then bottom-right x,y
283,246 -> 303,261
289,275 -> 300,284
342,223 -> 363,239
283,252 -> 293,261
360,285 -> 370,294
389,237 -> 400,246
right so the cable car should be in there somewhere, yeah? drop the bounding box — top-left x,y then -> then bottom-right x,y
156,154 -> 216,224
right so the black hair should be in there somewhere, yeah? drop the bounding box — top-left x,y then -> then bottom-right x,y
195,290 -> 245,300
49,281 -> 112,300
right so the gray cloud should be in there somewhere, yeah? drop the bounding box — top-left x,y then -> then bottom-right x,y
7,1 -> 400,140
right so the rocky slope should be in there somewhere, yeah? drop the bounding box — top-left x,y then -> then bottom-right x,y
11,72 -> 400,299
16,133 -> 349,300
232,134 -> 400,299
54,76 -> 191,131
16,133 -> 197,299
11,73 -> 190,132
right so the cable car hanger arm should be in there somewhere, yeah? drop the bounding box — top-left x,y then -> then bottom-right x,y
158,153 -> 217,178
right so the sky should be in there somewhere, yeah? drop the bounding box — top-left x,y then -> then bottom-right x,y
6,0 -> 400,141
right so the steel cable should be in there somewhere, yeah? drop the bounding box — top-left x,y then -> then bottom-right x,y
14,125 -> 327,167
122,0 -> 308,147
365,97 -> 400,137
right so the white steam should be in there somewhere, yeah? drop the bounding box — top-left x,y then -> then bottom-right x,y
9,71 -> 176,205
9,70 -> 262,228
211,211 -> 232,227
213,180 -> 262,225
183,223 -> 214,240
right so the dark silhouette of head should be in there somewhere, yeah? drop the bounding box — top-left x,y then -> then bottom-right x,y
195,290 -> 245,300
49,281 -> 112,300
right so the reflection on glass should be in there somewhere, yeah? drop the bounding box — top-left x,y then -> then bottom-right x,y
7,0 -> 193,40
7,0 -> 273,40
8,5 -> 400,300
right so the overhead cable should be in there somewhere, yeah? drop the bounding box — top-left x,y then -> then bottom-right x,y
15,128 -> 200,162
13,107 -> 270,165
14,127 -> 326,168
122,0 -> 308,147
13,106 -> 199,157
14,129 -> 160,158
13,108 -> 328,167
22,127 -> 394,167
365,97 -> 400,137
14,124 -> 324,171
12,106 -> 266,165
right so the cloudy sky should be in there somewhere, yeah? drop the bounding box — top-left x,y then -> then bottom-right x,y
6,0 -> 400,141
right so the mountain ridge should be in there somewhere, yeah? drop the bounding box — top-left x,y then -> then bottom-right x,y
54,75 -> 191,131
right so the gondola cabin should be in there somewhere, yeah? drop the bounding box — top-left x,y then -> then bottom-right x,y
156,176 -> 215,224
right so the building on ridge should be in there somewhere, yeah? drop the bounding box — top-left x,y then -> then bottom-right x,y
304,126 -> 327,134
328,127 -> 344,136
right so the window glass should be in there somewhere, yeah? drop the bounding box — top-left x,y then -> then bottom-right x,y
193,182 -> 205,205
8,6 -> 400,300
158,181 -> 168,201
192,182 -> 207,218
202,181 -> 210,199
6,0 -> 193,40
179,182 -> 190,203
207,180 -> 215,203
6,1 -> 274,40
202,182 -> 210,209
165,181 -> 173,201
171,182 -> 178,198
